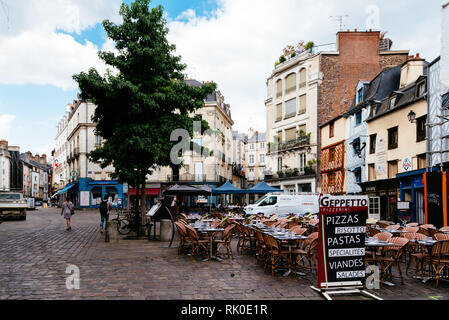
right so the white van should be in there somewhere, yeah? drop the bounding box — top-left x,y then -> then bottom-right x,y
244,193 -> 320,218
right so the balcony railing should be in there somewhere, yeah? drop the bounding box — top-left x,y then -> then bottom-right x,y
268,135 -> 310,154
264,166 -> 317,181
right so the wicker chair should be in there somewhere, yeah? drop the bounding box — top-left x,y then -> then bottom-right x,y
422,240 -> 449,288
365,232 -> 393,264
440,226 -> 449,232
376,237 -> 409,285
184,225 -> 210,261
406,223 -> 419,228
236,223 -> 253,254
418,227 -> 431,237
386,224 -> 401,231
214,224 -> 236,259
292,235 -> 319,275
434,233 -> 449,241
403,232 -> 426,274
264,234 -> 292,277
403,227 -> 419,234
254,230 -> 269,265
174,222 -> 191,255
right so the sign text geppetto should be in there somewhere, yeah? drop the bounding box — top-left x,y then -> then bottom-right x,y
317,195 -> 368,289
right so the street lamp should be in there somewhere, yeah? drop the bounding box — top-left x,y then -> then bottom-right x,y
407,110 -> 416,123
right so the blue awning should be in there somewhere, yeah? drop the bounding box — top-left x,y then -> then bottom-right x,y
54,183 -> 78,197
247,182 -> 284,194
212,181 -> 246,195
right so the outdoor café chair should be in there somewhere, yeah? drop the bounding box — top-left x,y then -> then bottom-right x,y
264,234 -> 292,277
292,237 -> 318,275
185,224 -> 210,261
174,222 -> 191,256
418,227 -> 431,237
421,224 -> 435,229
440,226 -> 449,232
434,233 -> 449,241
365,232 -> 393,264
422,240 -> 449,288
254,230 -> 269,265
376,237 -> 409,286
403,232 -> 426,274
214,224 -> 236,260
406,223 -> 419,228
236,223 -> 253,255
402,227 -> 419,234
429,228 -> 444,239
386,224 -> 401,231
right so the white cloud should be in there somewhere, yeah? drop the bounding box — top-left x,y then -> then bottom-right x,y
0,114 -> 15,139
167,0 -> 442,133
0,0 -> 122,90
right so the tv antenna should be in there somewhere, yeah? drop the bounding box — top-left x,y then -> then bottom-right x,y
330,15 -> 349,31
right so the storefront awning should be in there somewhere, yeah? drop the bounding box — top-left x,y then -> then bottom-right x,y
53,183 -> 78,197
128,188 -> 160,196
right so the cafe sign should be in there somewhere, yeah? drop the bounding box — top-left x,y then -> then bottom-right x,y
401,157 -> 413,173
317,195 -> 368,289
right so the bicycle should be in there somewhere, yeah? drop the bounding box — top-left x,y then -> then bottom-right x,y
112,208 -> 151,236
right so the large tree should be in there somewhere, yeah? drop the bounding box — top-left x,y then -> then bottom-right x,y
73,0 -> 216,233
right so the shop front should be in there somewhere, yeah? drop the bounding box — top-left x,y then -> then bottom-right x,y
360,178 -> 399,222
77,178 -> 124,209
397,169 -> 426,224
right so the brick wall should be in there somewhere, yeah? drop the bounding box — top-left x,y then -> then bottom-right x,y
316,31 -> 408,191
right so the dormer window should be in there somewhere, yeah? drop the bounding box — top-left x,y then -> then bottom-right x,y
355,111 -> 362,126
417,81 -> 426,97
357,88 -> 363,104
389,96 -> 396,110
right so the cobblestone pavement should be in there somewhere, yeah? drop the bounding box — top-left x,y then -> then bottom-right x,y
0,207 -> 448,300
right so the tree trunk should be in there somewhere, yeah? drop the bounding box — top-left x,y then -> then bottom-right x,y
135,178 -> 141,235
140,173 -> 147,235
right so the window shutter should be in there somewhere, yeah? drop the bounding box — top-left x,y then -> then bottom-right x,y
299,94 -> 307,114
284,98 -> 296,118
276,104 -> 282,121
299,69 -> 307,88
285,73 -> 296,95
285,128 -> 296,142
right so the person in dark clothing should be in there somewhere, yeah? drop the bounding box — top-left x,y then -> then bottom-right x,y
99,194 -> 112,233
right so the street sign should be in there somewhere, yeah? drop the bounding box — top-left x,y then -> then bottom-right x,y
123,182 -> 129,194
317,195 -> 368,290
70,170 -> 78,179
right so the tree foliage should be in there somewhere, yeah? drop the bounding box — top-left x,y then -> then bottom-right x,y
73,0 -> 216,187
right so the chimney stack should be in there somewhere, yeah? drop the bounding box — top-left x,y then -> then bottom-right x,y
0,140 -> 8,150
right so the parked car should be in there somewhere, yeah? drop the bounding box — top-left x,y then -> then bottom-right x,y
0,192 -> 27,220
244,193 -> 320,218
35,200 -> 42,207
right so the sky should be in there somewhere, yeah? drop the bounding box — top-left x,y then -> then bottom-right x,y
0,0 -> 444,158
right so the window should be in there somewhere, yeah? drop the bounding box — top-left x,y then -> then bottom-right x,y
285,73 -> 296,95
368,164 -> 376,181
369,134 -> 377,154
417,153 -> 426,169
299,68 -> 307,88
329,172 -> 336,185
416,115 -> 427,142
285,128 -> 297,143
284,98 -> 297,118
194,162 -> 203,182
277,131 -> 283,144
250,143 -> 254,150
354,168 -> 362,183
299,153 -> 306,172
260,142 -> 265,149
369,197 -> 381,220
277,157 -> 283,172
259,196 -> 277,207
388,127 -> 398,150
329,147 -> 336,162
259,154 -> 265,165
298,124 -> 307,136
95,135 -> 102,147
299,94 -> 307,115
329,122 -> 335,138
355,111 -> 362,126
276,103 -> 282,122
388,160 -> 398,179
389,97 -> 396,110
276,80 -> 282,98
357,88 -> 363,104
249,154 -> 255,165
249,168 -> 255,181
417,82 -> 426,97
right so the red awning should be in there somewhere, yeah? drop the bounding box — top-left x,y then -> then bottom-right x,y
128,188 -> 160,196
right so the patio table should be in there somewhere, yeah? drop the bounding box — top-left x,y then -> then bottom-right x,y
365,240 -> 402,287
196,227 -> 225,262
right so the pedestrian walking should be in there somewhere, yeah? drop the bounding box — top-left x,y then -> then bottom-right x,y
99,194 -> 112,233
61,198 -> 74,231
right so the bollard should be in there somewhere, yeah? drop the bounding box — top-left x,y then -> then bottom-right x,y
160,219 -> 173,242
105,220 -> 119,243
